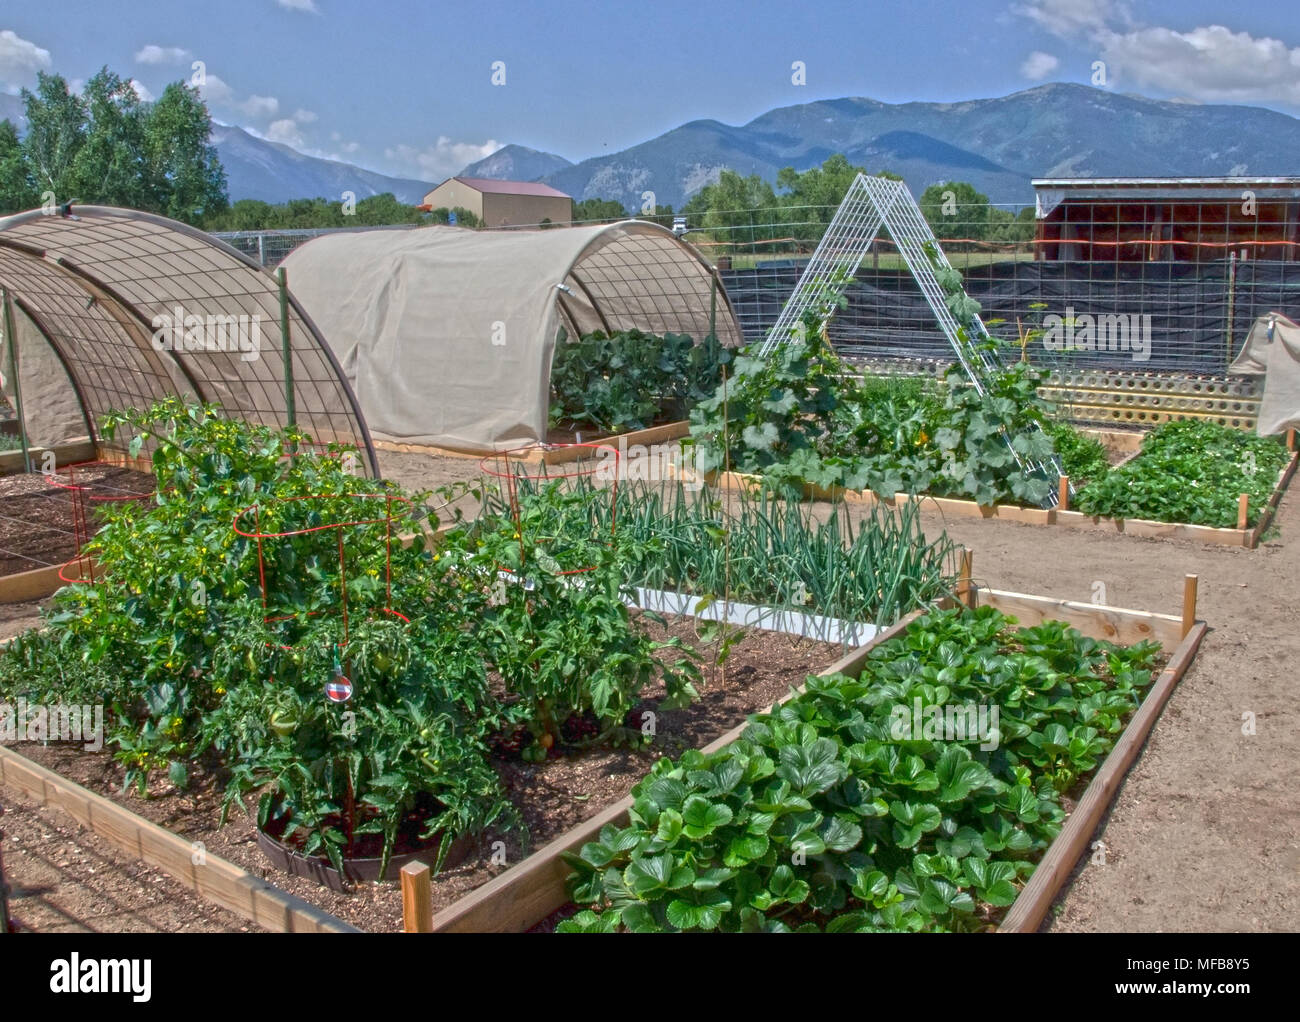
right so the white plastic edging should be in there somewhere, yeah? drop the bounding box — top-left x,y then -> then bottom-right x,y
626,585 -> 881,646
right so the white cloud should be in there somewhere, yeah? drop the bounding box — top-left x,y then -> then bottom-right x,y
134,44 -> 191,65
293,108 -> 317,123
129,78 -> 154,102
265,118 -> 304,146
0,29 -> 52,91
1014,0 -> 1131,39
385,136 -> 501,180
1098,25 -> 1300,106
238,94 -> 279,118
198,73 -> 233,105
1021,50 -> 1060,80
276,0 -> 320,12
1014,1 -> 1300,107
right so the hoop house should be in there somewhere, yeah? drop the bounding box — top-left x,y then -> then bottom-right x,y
280,221 -> 743,452
0,206 -> 378,475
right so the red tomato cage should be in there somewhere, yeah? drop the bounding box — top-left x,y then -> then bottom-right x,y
232,492 -> 416,651
477,442 -> 619,578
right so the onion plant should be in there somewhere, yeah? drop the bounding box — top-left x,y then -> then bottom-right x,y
478,475 -> 959,630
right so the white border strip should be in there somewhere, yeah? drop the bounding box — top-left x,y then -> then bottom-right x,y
626,585 -> 880,646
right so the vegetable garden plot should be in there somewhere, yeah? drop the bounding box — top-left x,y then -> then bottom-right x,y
708,420 -> 1298,549
423,581 -> 1203,933
0,400 -> 969,929
0,464 -> 155,602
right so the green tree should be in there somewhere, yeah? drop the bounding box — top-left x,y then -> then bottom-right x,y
634,203 -> 675,230
919,181 -> 991,243
20,72 -> 87,202
354,192 -> 425,225
681,170 -> 780,253
571,197 -> 627,223
0,120 -> 38,214
143,81 -> 227,222
205,198 -> 277,231
72,68 -> 150,209
426,205 -> 481,227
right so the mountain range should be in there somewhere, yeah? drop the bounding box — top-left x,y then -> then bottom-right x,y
5,84 -> 1300,211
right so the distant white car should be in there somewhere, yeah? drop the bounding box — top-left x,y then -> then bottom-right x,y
672,216 -> 688,237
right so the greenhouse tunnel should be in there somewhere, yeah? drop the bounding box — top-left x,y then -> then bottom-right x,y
0,206 -> 379,475
281,219 -> 745,452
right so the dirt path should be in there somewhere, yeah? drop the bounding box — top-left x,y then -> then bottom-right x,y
0,791 -> 251,933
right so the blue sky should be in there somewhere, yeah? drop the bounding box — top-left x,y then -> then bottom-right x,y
2,0 -> 1299,181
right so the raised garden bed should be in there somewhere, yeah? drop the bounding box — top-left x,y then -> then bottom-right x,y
0,615 -> 858,932
709,437 -> 1298,549
0,464 -> 155,602
0,439 -> 96,475
420,579 -> 1203,933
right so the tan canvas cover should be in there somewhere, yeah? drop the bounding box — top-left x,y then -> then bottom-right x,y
0,301 -> 89,445
1229,313 -> 1300,436
280,221 -> 742,452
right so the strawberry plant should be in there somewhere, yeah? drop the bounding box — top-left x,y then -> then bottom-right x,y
558,606 -> 1162,932
1075,419 -> 1289,527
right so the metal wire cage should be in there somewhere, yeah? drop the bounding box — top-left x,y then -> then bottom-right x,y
0,206 -> 379,476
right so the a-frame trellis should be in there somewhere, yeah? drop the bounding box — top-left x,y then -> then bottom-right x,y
762,174 -> 1065,508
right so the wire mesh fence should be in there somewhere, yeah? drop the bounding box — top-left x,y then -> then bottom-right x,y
211,202 -> 1300,377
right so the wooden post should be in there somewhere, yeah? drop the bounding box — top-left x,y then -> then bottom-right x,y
1057,475 -> 1070,512
1182,574 -> 1198,638
401,861 -> 433,933
1236,493 -> 1249,531
1287,429 -> 1296,452
1,289 -> 31,475
957,548 -> 974,608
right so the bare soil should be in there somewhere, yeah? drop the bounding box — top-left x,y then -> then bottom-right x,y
0,466 -> 154,577
5,620 -> 843,932
0,795 -> 250,933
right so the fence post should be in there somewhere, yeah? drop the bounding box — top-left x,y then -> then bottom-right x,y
257,233 -> 266,268
2,288 -> 31,474
401,861 -> 433,932
276,267 -> 297,435
1182,574 -> 1199,638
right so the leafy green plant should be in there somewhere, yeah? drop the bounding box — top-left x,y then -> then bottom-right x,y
0,399 -> 517,874
1042,421 -> 1110,487
496,475 -> 959,630
465,479 -> 701,754
1075,419 -> 1289,527
549,328 -> 731,434
559,606 -> 1162,932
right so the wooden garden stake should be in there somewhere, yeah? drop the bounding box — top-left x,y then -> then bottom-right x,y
401,860 -> 433,933
1057,475 -> 1069,512
1237,493 -> 1249,531
1288,429 -> 1296,452
957,548 -> 974,608
1182,574 -> 1199,638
